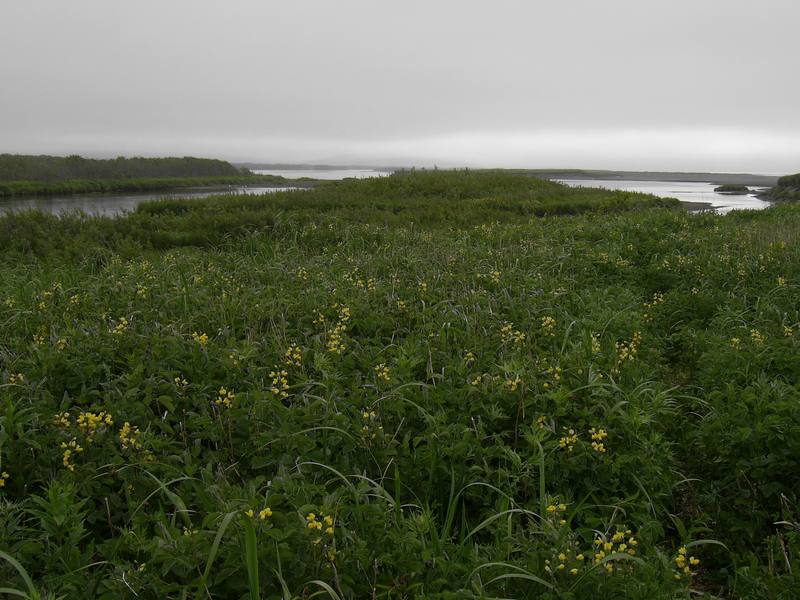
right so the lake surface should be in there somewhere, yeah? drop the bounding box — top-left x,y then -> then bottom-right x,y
556,179 -> 771,213
0,186 -> 296,217
253,168 -> 392,180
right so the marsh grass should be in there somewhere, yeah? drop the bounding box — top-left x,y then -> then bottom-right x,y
0,171 -> 798,598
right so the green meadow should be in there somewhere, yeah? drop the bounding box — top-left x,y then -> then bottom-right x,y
1,171 -> 799,598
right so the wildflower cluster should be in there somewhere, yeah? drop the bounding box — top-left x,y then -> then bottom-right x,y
592,529 -> 638,573
542,364 -> 562,389
361,409 -> 384,441
559,428 -> 578,452
545,502 -> 568,526
750,329 -> 765,345
306,512 -> 333,533
616,331 -> 642,364
326,322 -> 346,354
589,427 -> 608,453
111,317 -> 129,335
192,331 -> 209,347
591,333 -> 601,353
119,422 -> 142,451
500,322 -> 526,346
77,411 -> 114,442
673,546 -> 700,580
215,387 -> 235,409
505,376 -> 522,391
8,372 -> 25,385
541,315 -> 556,336
269,368 -> 289,398
374,363 -> 391,382
0,471 -> 9,488
544,547 -> 585,576
643,292 -> 665,321
61,439 -> 83,471
244,506 -> 273,521
284,343 -> 303,367
323,304 -> 351,355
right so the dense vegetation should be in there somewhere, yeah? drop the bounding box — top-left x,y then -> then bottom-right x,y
0,155 -> 244,182
713,185 -> 750,194
1,171 -> 799,599
0,175 -> 302,199
768,172 -> 800,202
0,155 -> 311,199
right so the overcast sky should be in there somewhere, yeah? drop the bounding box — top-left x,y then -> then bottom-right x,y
1,0 -> 798,172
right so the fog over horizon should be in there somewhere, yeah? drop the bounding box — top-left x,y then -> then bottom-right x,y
1,0 -> 798,173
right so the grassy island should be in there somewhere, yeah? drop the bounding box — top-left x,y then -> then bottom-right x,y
713,184 -> 750,194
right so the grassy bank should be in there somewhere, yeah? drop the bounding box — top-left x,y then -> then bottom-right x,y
0,174 -> 311,198
0,154 -> 244,181
0,171 -> 798,598
767,172 -> 800,202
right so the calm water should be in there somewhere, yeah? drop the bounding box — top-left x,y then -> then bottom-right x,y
556,179 -> 771,213
253,168 -> 392,180
0,186 -> 296,217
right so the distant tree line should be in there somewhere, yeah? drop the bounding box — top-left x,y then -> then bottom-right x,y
0,154 -> 245,182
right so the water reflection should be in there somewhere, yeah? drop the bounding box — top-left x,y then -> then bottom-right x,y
0,186 -> 297,217
556,179 -> 770,213
252,168 -> 391,180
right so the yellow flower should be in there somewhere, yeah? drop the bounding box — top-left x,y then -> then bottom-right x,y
258,507 -> 272,520
215,387 -> 235,409
269,368 -> 290,398
374,363 -> 391,382
119,421 -> 142,450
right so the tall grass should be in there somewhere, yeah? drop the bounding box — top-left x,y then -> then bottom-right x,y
0,170 -> 798,598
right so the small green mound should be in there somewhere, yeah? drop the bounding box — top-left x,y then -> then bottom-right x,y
714,184 -> 750,194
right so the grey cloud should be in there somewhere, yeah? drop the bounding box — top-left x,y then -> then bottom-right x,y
1,0 -> 798,171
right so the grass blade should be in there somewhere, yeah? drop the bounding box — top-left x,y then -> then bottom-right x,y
195,511 -> 238,598
243,518 -> 260,600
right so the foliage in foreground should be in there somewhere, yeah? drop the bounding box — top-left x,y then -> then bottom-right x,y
1,171 -> 799,598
